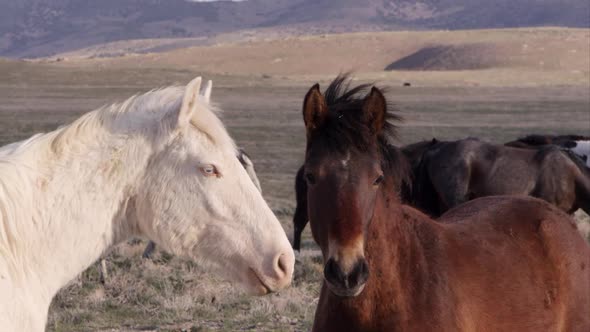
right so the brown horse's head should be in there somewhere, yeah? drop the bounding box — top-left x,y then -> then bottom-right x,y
302,75 -> 403,297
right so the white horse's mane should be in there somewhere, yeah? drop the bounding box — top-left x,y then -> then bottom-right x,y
4,86 -> 234,160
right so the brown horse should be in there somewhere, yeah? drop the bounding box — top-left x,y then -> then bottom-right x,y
404,138 -> 590,217
302,75 -> 590,331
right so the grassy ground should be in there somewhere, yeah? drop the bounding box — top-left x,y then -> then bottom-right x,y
0,53 -> 588,331
48,237 -> 323,332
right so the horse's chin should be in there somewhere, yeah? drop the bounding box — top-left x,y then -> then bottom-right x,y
326,282 -> 366,298
193,255 -> 273,296
240,268 -> 275,296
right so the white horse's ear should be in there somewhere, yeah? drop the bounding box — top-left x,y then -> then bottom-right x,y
201,80 -> 212,104
178,77 -> 202,128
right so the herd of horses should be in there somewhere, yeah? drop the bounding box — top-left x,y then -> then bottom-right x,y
0,74 -> 588,331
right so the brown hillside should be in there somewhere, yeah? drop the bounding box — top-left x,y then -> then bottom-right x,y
53,28 -> 589,77
385,44 -> 506,70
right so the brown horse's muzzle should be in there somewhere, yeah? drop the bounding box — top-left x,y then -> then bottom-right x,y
324,257 -> 369,297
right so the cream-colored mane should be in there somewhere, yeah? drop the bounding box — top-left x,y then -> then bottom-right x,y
0,77 -> 294,331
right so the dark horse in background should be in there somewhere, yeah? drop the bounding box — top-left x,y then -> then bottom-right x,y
301,75 -> 589,331
506,134 -> 590,167
505,134 -> 589,149
405,138 -> 590,217
292,165 -> 308,251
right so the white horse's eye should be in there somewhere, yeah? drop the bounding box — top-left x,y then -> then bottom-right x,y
199,165 -> 220,177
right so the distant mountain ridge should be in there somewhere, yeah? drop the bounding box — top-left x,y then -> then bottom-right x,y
1,0 -> 588,58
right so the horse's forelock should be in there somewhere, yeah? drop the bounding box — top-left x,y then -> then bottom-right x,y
308,74 -> 409,193
311,74 -> 402,153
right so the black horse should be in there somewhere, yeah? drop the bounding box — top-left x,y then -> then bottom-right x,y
292,165 -> 308,251
505,134 -> 589,149
505,134 -> 590,167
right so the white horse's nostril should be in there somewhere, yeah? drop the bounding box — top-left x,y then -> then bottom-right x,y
277,254 -> 288,276
274,252 -> 294,282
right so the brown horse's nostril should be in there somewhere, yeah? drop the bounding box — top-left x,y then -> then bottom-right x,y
324,258 -> 346,286
324,258 -> 369,291
349,259 -> 369,287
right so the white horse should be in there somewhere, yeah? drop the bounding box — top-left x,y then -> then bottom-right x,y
0,77 -> 295,331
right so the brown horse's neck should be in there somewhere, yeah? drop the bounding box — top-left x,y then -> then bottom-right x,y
314,187 -> 448,331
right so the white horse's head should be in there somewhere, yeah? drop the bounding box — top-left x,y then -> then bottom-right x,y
134,77 -> 294,294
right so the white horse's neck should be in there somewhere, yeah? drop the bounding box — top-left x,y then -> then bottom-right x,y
0,93 -> 173,330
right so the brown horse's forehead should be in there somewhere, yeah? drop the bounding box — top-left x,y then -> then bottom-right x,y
306,146 -> 378,171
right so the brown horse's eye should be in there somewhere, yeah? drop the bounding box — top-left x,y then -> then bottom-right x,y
305,173 -> 316,185
373,174 -> 384,186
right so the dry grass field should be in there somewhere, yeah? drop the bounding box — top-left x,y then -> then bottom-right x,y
0,28 -> 588,331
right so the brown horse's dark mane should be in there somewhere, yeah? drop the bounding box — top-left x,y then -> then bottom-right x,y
316,74 -> 410,191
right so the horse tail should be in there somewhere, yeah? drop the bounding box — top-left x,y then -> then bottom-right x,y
562,149 -> 590,214
292,165 -> 308,251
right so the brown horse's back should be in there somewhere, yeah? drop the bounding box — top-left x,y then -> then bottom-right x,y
439,196 -> 590,331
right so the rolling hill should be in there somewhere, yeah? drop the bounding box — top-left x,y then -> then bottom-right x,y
50,29 -> 587,77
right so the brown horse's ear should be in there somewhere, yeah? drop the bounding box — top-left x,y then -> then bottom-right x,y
303,84 -> 328,134
362,87 -> 386,135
